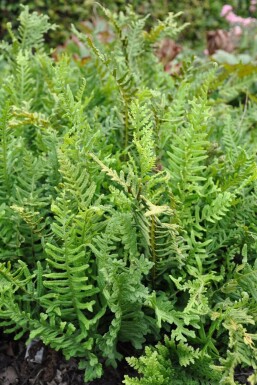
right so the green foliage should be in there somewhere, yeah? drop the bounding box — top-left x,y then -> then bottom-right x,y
0,1 -> 247,48
123,336 -> 222,385
1,6 -> 257,385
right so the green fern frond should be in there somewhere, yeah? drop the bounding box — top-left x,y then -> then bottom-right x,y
90,152 -> 139,197
0,260 -> 35,295
160,81 -> 190,151
91,213 -> 152,365
127,16 -> 148,70
167,93 -> 210,199
124,345 -> 175,385
201,191 -> 234,223
131,100 -> 156,177
57,149 -> 96,212
43,191 -> 100,329
146,292 -> 199,341
18,5 -> 56,52
124,337 -> 220,385
0,101 -> 12,202
221,150 -> 257,192
144,12 -> 187,44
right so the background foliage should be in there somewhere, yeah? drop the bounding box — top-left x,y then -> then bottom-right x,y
0,0 -> 255,46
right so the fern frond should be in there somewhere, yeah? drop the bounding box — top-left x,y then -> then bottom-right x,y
42,191 -> 100,329
201,191 -> 234,223
0,101 -> 12,202
90,152 -> 139,198
124,345 -> 175,385
91,213 -> 152,365
124,337 -> 220,385
18,5 -> 56,52
160,81 -> 190,151
127,16 -> 148,70
221,149 -> 257,192
131,100 -> 156,177
167,92 -> 210,199
144,12 -> 187,44
0,260 -> 35,295
211,292 -> 257,384
146,292 -> 199,341
57,149 -> 96,212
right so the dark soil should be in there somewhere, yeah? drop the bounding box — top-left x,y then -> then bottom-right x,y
0,331 -> 137,385
0,330 -> 254,385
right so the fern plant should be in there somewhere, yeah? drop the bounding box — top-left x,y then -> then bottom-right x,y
123,336 -> 222,385
1,5 -> 257,385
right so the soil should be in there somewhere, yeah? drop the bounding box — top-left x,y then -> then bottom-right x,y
0,330 -> 137,385
0,330 -> 254,385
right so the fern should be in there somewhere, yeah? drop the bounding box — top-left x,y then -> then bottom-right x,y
167,80 -> 211,198
18,5 -> 56,52
131,100 -> 156,177
91,213 -> 152,366
0,101 -> 12,202
144,12 -> 188,44
146,292 -> 199,341
1,6 -> 257,385
124,336 -> 221,385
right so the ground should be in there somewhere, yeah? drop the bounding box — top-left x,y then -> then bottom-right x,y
0,331 -> 136,385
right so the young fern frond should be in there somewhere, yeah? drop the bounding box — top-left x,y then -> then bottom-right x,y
12,50 -> 35,105
170,271 -> 222,317
143,200 -> 186,281
127,16 -> 148,71
90,152 -> 140,197
131,101 -> 156,177
124,336 -> 221,385
221,113 -> 242,160
18,5 -> 56,52
144,12 -> 187,44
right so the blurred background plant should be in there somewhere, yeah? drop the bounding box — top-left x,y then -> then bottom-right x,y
209,2 -> 257,64
1,1 -> 257,48
1,1 -> 257,85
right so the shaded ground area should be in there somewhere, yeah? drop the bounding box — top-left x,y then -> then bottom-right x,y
0,330 -> 254,385
0,331 -> 136,385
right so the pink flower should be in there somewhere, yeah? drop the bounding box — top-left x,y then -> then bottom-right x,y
221,5 -> 233,17
242,17 -> 255,25
221,5 -> 257,26
232,25 -> 242,36
225,12 -> 239,23
250,5 -> 257,12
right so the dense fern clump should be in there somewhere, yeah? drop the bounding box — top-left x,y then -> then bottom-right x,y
1,5 -> 257,385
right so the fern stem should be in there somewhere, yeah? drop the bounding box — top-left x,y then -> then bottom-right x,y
150,216 -> 157,288
124,105 -> 129,152
1,104 -> 11,198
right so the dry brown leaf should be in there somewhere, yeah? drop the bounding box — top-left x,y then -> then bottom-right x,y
206,29 -> 235,55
